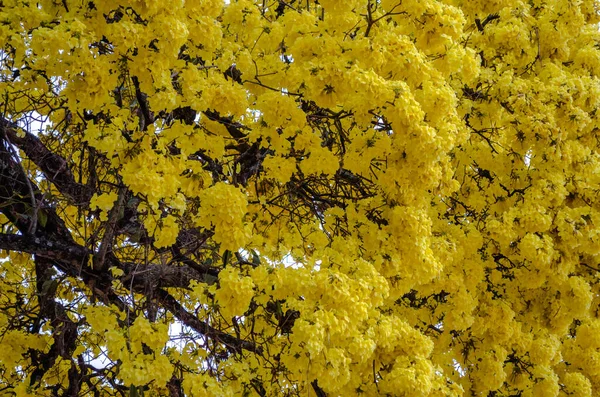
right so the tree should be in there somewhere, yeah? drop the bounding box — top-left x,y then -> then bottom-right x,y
0,0 -> 599,395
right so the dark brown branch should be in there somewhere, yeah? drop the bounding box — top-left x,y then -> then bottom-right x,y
0,233 -> 213,289
156,289 -> 263,355
29,258 -> 80,388
2,118 -> 94,205
203,110 -> 249,141
0,233 -> 90,267
93,187 -> 126,271
475,13 -> 499,32
131,76 -> 154,131
311,380 -> 327,397
121,260 -> 215,289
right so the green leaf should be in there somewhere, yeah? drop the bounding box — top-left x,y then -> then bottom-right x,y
40,279 -> 59,296
250,249 -> 261,265
37,208 -> 48,228
222,250 -> 231,266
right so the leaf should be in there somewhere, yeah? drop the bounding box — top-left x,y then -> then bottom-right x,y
40,279 -> 59,296
222,250 -> 231,266
37,208 -> 48,228
250,249 -> 261,265
204,274 -> 218,285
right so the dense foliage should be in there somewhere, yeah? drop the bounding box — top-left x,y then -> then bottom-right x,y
1,0 -> 600,396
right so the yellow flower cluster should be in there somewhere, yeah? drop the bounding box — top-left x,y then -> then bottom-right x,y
196,183 -> 250,252
212,267 -> 255,319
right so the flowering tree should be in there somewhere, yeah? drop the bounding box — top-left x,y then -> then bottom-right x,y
1,0 -> 599,395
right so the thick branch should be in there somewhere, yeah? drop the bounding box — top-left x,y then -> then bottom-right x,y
311,380 -> 327,397
0,233 -> 215,289
2,118 -> 94,205
156,289 -> 262,354
121,260 -> 216,289
94,187 -> 126,271
0,233 -> 89,266
131,76 -> 154,131
30,258 -> 80,387
203,110 -> 249,141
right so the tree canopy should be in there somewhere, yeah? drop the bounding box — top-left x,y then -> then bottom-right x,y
1,0 -> 600,396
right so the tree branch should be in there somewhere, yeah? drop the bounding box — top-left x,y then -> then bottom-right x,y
94,187 -> 126,271
0,233 -> 215,289
155,289 -> 263,355
2,118 -> 94,205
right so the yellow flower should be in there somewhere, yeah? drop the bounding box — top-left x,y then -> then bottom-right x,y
90,191 -> 118,221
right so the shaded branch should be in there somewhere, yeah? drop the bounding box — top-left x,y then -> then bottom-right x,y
203,110 -> 249,141
2,117 -> 94,205
0,233 -> 90,267
311,380 -> 327,397
131,76 -> 154,131
29,258 -> 80,388
93,187 -> 127,271
0,233 -> 215,289
156,289 -> 263,355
